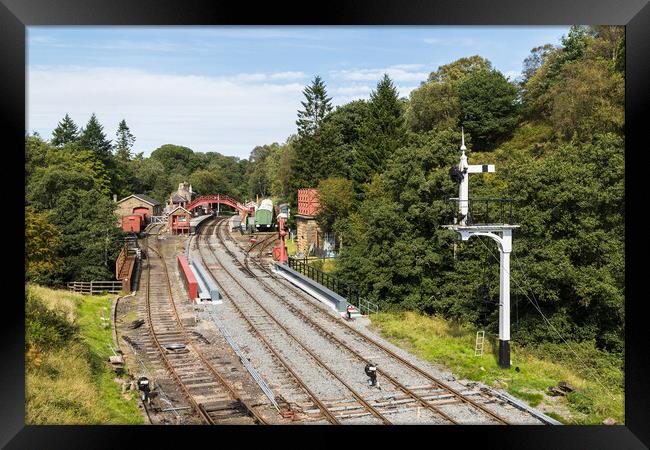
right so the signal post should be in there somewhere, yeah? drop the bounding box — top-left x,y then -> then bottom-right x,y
443,130 -> 519,368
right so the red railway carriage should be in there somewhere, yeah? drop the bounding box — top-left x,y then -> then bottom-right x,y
122,214 -> 143,233
132,206 -> 150,224
177,255 -> 198,301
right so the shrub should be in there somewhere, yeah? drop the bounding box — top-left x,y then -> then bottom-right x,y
26,290 -> 78,352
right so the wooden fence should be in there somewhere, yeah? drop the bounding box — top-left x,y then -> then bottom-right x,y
67,281 -> 123,295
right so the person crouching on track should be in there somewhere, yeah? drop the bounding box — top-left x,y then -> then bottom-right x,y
365,363 -> 378,387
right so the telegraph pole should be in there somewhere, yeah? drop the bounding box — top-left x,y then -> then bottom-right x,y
443,129 -> 519,368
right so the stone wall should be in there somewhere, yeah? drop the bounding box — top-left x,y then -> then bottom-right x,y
296,215 -> 321,256
115,198 -> 155,224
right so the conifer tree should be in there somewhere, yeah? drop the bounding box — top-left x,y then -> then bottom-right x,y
115,119 -> 135,162
51,114 -> 79,147
79,113 -> 113,163
296,75 -> 333,137
353,74 -> 405,185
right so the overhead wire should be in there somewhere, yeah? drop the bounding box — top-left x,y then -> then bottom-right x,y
474,235 -> 617,401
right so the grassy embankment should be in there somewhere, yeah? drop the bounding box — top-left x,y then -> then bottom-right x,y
307,258 -> 337,273
285,237 -> 297,256
369,311 -> 623,424
26,284 -> 144,424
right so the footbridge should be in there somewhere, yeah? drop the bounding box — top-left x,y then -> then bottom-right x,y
185,194 -> 253,217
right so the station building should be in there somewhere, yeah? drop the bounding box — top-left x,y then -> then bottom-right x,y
164,182 -> 195,214
168,206 -> 192,235
114,194 -> 162,225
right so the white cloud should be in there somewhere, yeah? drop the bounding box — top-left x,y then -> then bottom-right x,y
395,85 -> 418,98
27,66 -> 305,158
228,72 -> 269,82
330,64 -> 428,83
388,63 -> 427,71
269,71 -> 307,80
333,85 -> 372,96
332,85 -> 373,104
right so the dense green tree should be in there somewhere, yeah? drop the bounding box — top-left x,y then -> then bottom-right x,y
27,144 -> 110,210
503,133 -> 624,350
324,100 -> 370,144
150,144 -> 195,174
547,59 -> 624,140
315,177 -> 355,233
589,26 -> 624,67
457,69 -> 519,150
522,44 -> 555,83
428,55 -> 492,84
338,130 -> 460,310
25,135 -> 50,185
47,189 -> 123,282
522,25 -> 624,135
79,113 -> 113,163
189,169 -> 236,198
524,26 -> 595,120
558,26 -> 594,65
115,119 -> 135,162
296,75 -> 333,137
51,114 -> 79,147
247,144 -> 277,198
128,157 -> 167,200
352,74 -> 405,186
111,120 -> 137,197
25,206 -> 62,284
289,117 -> 350,200
406,81 -> 459,133
265,141 -> 295,198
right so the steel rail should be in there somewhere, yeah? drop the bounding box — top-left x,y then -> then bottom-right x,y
213,220 -> 456,424
244,234 -> 277,275
148,241 -> 267,425
144,237 -> 213,425
195,220 -> 341,424
221,220 -> 510,425
203,219 -> 393,425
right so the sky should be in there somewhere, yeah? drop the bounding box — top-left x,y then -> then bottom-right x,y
27,26 -> 570,159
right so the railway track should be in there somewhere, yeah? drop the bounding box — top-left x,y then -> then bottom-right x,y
142,234 -> 267,425
213,218 -> 513,425
197,219 -> 405,424
244,233 -> 277,275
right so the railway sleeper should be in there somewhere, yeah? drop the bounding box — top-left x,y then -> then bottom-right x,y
202,400 -> 245,412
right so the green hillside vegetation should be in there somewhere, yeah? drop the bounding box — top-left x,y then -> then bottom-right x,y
26,285 -> 143,424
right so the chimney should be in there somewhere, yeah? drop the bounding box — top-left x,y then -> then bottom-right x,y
113,194 -> 117,203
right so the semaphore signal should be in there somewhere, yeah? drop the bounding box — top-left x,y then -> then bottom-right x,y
443,128 -> 519,369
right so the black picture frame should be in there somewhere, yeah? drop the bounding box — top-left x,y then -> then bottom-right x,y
3,0 -> 648,448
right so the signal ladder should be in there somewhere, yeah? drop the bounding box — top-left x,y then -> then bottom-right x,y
475,330 -> 485,357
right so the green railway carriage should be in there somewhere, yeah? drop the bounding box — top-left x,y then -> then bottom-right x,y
254,199 -> 274,230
